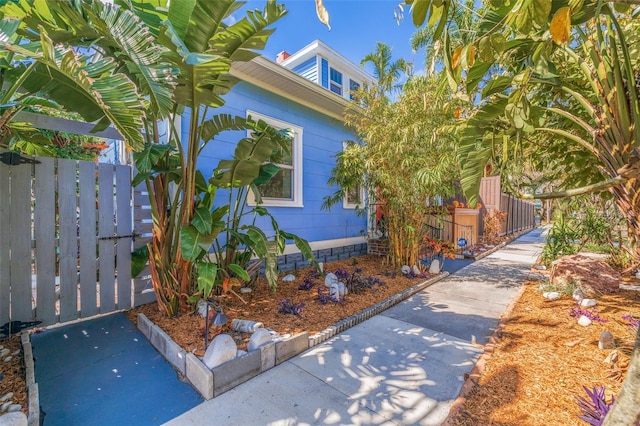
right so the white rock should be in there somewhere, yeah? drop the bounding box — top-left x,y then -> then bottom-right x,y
236,350 -> 248,357
3,356 -> 12,363
329,283 -> 340,300
543,292 -> 561,300
580,299 -> 597,307
0,349 -> 9,358
202,334 -> 237,369
282,274 -> 296,282
11,350 -> 19,356
337,282 -> 347,298
318,262 -> 324,273
401,265 -> 411,275
0,411 -> 27,426
324,273 -> 338,288
239,287 -> 253,294
578,315 -> 592,326
1,402 -> 11,412
0,392 -> 13,402
231,319 -> 263,333
534,265 -> 547,271
412,265 -> 421,275
428,259 -> 441,274
247,328 -> 273,352
636,270 -> 640,279
6,404 -> 21,413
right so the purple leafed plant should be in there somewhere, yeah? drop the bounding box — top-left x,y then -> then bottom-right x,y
278,299 -> 304,318
569,305 -> 608,323
334,268 -> 350,281
316,287 -> 342,305
622,314 -> 639,329
575,386 -> 614,426
404,270 -> 428,279
298,277 -> 315,291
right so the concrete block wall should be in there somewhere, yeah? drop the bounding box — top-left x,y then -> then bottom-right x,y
262,243 -> 369,274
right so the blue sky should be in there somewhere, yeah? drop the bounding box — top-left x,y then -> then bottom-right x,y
242,0 -> 424,77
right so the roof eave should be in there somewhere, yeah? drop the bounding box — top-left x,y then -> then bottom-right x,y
230,56 -> 362,122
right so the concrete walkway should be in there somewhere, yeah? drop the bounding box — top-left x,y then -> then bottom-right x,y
165,228 -> 545,426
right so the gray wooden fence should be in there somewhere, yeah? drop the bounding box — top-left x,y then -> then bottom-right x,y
0,152 -> 133,327
132,183 -> 155,307
479,175 -> 536,236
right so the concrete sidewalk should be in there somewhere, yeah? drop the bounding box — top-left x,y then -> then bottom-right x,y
165,228 -> 546,426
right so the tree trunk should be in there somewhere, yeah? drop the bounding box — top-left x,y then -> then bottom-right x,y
603,182 -> 640,425
603,325 -> 640,426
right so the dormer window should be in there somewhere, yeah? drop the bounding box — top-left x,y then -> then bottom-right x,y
329,68 -> 343,96
349,79 -> 360,100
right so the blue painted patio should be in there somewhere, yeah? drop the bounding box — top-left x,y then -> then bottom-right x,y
31,313 -> 202,426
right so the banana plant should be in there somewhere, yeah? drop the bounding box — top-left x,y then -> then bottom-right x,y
0,5 -> 148,152
6,0 -> 316,317
408,1 -> 640,423
120,0 -> 316,315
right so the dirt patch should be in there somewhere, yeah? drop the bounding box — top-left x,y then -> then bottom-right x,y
126,255 -> 437,356
551,254 -> 621,294
450,275 -> 640,425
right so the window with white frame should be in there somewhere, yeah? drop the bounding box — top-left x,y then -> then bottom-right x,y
329,68 -> 343,96
349,79 -> 361,100
342,141 -> 365,209
247,110 -> 303,207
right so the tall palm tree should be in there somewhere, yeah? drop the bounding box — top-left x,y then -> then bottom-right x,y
360,42 -> 410,96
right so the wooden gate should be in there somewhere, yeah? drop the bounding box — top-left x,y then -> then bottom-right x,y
0,152 -> 133,327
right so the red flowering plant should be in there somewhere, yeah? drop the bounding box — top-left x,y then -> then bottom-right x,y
420,236 -> 457,270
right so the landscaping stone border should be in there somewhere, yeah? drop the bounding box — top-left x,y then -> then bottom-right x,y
21,332 -> 39,426
136,271 -> 450,400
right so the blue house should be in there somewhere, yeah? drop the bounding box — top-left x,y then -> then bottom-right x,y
188,40 -> 375,271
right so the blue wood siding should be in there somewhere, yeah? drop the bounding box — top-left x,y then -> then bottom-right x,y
185,81 -> 367,244
291,57 -> 317,83
321,58 -> 329,89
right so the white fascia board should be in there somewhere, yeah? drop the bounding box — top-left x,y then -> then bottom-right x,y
281,39 -> 375,85
230,56 -> 363,122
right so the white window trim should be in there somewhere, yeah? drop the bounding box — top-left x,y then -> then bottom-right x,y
329,67 -> 343,96
341,141 -> 365,210
246,110 -> 303,208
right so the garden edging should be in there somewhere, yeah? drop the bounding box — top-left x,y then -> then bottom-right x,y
21,333 -> 39,426
137,271 -> 450,400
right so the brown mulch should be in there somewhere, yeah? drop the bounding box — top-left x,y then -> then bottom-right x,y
126,255 -> 435,357
0,334 -> 28,416
451,275 -> 640,425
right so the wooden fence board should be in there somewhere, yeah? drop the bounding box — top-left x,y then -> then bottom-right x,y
115,165 -> 132,309
57,159 -> 78,322
79,161 -> 98,318
34,157 -> 57,325
0,163 -> 11,324
10,162 -> 33,322
98,164 -> 116,313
